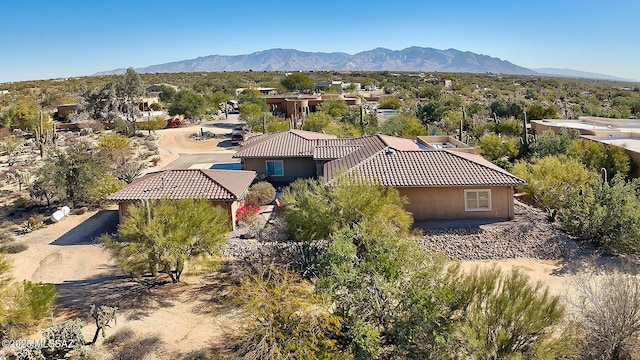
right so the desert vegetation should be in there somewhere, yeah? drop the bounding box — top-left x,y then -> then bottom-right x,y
2,69 -> 640,358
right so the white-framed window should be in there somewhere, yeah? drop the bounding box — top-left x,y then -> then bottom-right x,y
464,189 -> 491,211
265,160 -> 284,176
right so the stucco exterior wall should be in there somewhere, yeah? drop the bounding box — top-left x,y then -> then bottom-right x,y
397,186 -> 514,220
242,157 -> 317,183
117,199 -> 239,230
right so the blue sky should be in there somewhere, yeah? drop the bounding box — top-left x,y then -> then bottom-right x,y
1,0 -> 639,83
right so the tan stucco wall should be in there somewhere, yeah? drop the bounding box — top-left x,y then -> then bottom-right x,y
397,186 -> 514,220
117,199 -> 239,230
242,157 -> 317,183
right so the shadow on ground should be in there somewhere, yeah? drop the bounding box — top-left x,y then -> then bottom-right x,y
206,122 -> 240,130
552,247 -> 640,276
55,272 -> 179,321
52,209 -> 119,246
413,218 -> 509,231
216,139 -> 237,148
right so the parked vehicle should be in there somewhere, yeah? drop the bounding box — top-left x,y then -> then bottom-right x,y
166,118 -> 182,128
231,130 -> 244,145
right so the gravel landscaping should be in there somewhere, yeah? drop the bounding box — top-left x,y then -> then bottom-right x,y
418,200 -> 593,261
221,200 -> 597,263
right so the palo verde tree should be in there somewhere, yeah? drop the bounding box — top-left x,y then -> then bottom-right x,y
103,198 -> 230,283
528,128 -> 580,159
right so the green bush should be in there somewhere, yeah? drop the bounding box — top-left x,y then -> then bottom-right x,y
453,267 -> 573,359
0,254 -> 57,341
245,181 -> 276,206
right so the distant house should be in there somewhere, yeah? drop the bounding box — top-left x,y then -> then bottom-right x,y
233,129 -> 337,183
235,130 -> 524,220
263,94 -> 361,120
315,80 -> 343,92
106,169 -> 256,230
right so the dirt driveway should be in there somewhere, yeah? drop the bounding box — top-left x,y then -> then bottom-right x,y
151,115 -> 244,170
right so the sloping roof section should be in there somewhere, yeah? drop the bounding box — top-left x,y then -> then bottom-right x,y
313,145 -> 359,160
106,169 -> 256,202
340,150 -> 524,187
234,129 -> 337,158
323,134 -> 420,177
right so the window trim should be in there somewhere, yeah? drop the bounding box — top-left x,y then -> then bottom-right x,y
464,189 -> 492,211
265,160 -> 284,177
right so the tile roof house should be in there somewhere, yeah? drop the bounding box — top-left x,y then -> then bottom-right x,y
234,130 -> 525,221
106,169 -> 256,230
233,129 -> 337,183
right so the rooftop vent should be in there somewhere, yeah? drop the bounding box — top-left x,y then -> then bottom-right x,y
386,148 -> 396,156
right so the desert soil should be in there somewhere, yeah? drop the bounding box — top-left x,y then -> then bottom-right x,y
2,117 -> 245,358
2,114 -> 631,358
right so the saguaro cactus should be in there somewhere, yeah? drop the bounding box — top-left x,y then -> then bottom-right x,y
33,111 -> 56,158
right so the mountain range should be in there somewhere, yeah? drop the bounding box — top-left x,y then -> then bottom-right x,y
95,47 -> 634,82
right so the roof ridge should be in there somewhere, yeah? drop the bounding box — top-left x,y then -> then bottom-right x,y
199,169 -> 238,198
350,147 -> 388,170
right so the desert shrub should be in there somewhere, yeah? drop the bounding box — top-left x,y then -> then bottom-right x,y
13,197 -> 31,209
490,118 -> 523,136
512,155 -> 598,221
0,256 -> 57,340
20,217 -> 45,234
113,160 -> 143,184
40,318 -> 89,358
1,242 -> 28,254
245,181 -> 276,206
453,267 -> 574,359
97,133 -> 131,152
0,230 -> 16,244
478,133 -> 520,161
560,175 -> 640,252
114,118 -> 135,136
571,271 -> 640,359
229,268 -> 346,360
104,199 -> 230,283
143,139 -> 158,152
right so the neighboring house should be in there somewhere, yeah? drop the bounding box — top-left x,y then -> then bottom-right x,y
235,130 -> 524,220
530,117 -> 640,176
263,94 -> 362,120
233,129 -> 337,183
106,169 -> 256,230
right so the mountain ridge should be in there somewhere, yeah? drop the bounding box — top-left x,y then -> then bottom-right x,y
94,47 -> 634,82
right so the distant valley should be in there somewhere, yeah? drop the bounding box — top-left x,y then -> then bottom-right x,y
95,46 -> 636,82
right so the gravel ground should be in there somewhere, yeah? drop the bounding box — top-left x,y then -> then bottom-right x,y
418,200 -> 594,261
221,200 -> 597,263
